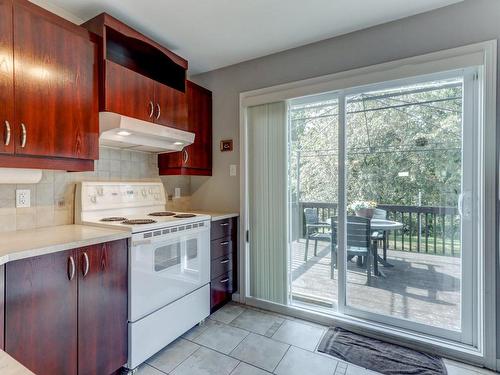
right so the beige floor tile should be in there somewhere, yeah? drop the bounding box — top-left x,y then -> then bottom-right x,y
193,321 -> 249,354
171,347 -> 238,375
230,333 -> 289,372
146,338 -> 199,373
272,319 -> 326,351
274,346 -> 338,375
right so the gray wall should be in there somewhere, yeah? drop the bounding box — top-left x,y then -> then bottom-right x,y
190,0 -> 500,361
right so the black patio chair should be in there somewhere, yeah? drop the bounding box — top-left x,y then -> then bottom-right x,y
331,216 -> 377,284
304,208 -> 331,261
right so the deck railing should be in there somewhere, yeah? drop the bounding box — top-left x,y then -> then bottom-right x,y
298,201 -> 461,257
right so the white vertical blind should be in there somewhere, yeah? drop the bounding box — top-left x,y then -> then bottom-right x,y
247,102 -> 288,304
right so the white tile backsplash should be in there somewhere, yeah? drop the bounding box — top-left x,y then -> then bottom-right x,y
0,147 -> 192,233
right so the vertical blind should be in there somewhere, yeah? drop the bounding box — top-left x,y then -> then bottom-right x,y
247,102 -> 288,304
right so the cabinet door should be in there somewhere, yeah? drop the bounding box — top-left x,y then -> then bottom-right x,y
154,82 -> 188,130
13,2 -> 98,159
158,81 -> 212,175
78,240 -> 128,375
105,60 -> 155,122
0,0 -> 14,155
5,250 -> 78,375
184,81 -> 212,171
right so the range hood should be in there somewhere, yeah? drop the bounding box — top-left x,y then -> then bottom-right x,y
99,112 -> 195,153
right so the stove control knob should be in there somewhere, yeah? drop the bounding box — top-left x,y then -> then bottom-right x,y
90,195 -> 97,203
96,187 -> 104,196
141,189 -> 147,197
154,193 -> 160,200
148,188 -> 154,195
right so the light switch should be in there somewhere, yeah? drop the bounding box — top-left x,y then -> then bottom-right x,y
230,164 -> 237,177
16,189 -> 31,208
174,187 -> 181,198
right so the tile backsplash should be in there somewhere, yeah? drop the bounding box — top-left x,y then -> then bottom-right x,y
0,147 -> 191,233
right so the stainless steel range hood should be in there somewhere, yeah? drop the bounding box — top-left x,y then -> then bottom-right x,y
99,112 -> 195,153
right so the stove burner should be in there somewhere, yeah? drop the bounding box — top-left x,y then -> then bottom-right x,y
122,219 -> 157,225
149,211 -> 176,217
100,217 -> 127,222
173,214 -> 197,219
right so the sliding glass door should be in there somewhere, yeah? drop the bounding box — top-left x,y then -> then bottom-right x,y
287,69 -> 479,345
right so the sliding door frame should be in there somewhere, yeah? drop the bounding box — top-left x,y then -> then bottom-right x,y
239,40 -> 497,369
336,68 -> 478,345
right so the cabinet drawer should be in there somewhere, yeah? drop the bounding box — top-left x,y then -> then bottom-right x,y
211,253 -> 234,280
211,237 -> 234,260
211,218 -> 235,240
210,272 -> 234,309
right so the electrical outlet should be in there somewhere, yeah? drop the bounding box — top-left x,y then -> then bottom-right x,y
174,188 -> 181,198
230,164 -> 237,177
16,189 -> 31,208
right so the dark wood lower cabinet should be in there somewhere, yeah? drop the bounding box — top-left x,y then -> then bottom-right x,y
5,239 -> 128,375
210,217 -> 238,312
5,249 -> 78,375
78,241 -> 128,375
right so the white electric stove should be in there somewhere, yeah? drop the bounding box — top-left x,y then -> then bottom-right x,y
76,181 -> 211,370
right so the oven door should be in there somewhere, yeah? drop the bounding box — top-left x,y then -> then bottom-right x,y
129,223 -> 210,322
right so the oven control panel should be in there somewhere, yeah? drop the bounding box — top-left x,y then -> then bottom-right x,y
80,182 -> 166,209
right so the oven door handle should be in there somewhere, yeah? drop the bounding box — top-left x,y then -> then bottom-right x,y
133,239 -> 152,246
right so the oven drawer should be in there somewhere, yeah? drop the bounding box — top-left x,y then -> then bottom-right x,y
211,237 -> 234,260
211,253 -> 234,280
210,271 -> 234,309
211,218 -> 235,240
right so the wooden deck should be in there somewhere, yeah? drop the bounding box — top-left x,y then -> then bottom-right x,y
291,239 -> 461,331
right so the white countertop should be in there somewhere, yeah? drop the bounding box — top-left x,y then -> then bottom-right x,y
0,225 -> 131,266
190,211 -> 239,221
0,351 -> 34,375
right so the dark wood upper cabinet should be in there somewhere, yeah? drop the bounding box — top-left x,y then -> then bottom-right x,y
0,0 -> 98,171
0,0 -> 14,156
104,60 -> 155,122
155,82 -> 188,130
5,249 -> 78,375
83,13 -> 189,129
158,80 -> 212,175
78,241 -> 128,375
5,239 -> 128,375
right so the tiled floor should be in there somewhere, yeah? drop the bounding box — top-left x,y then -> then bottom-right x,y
135,303 -> 497,375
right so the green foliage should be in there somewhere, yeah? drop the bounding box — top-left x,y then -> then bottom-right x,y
290,78 -> 462,208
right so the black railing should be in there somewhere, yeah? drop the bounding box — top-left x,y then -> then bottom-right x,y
298,202 -> 461,257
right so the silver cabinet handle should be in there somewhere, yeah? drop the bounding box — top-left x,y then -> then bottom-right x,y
220,278 -> 229,284
68,256 -> 75,281
148,101 -> 154,118
20,123 -> 26,148
220,223 -> 229,227
4,121 -> 10,146
83,252 -> 89,278
155,103 -> 161,120
220,241 -> 229,246
183,149 -> 189,164
220,258 -> 230,264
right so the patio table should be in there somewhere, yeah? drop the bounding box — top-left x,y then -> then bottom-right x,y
370,219 -> 403,275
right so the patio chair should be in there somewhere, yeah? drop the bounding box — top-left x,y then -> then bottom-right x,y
331,216 -> 377,284
373,208 -> 389,261
304,208 -> 331,261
